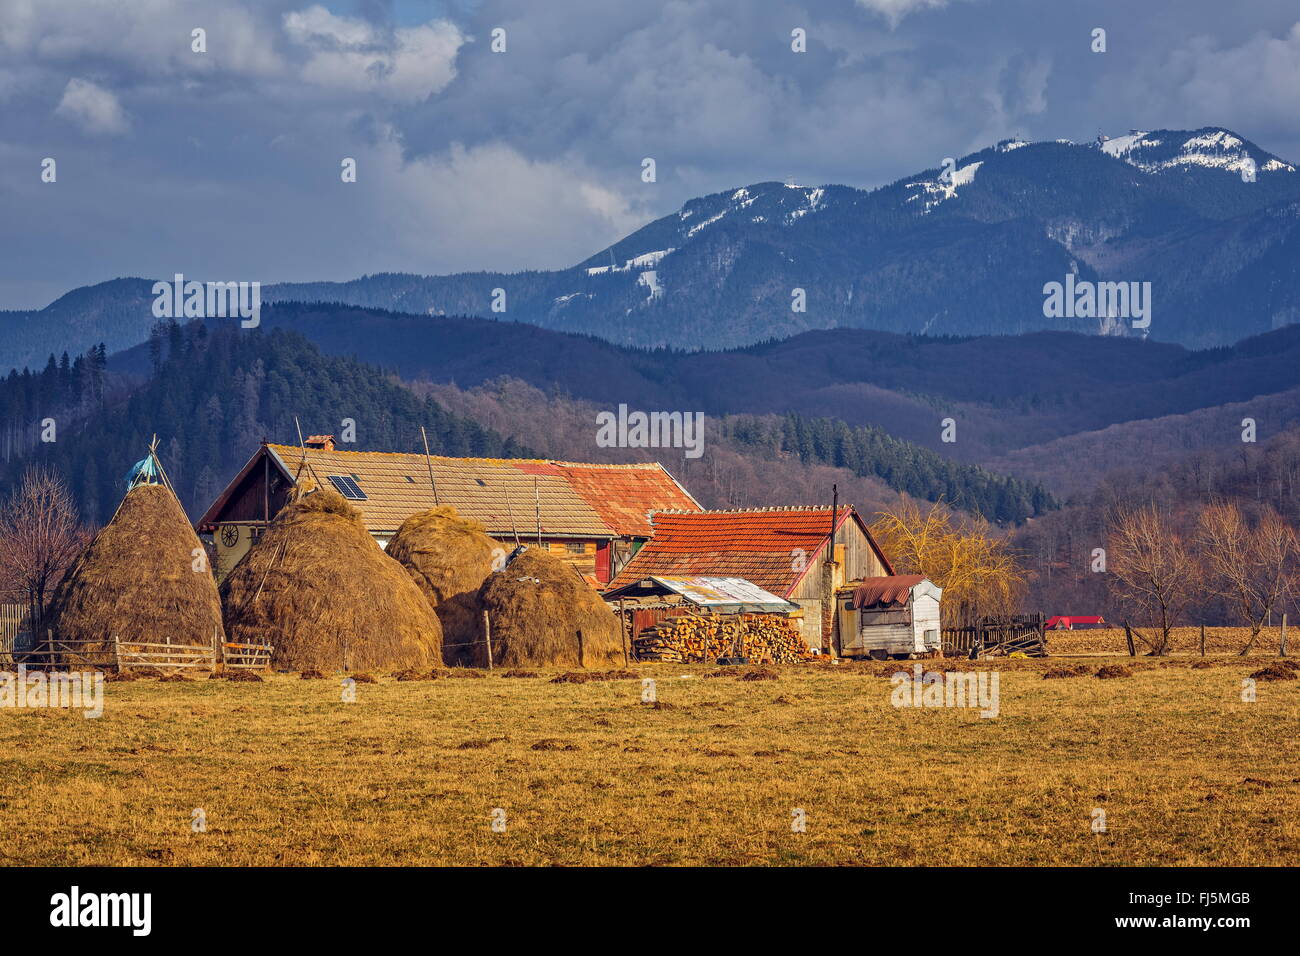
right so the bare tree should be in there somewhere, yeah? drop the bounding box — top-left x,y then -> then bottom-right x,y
1198,502 -> 1297,656
0,467 -> 89,638
1106,504 -> 1196,655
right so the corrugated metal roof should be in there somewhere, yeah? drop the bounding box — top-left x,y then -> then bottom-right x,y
851,575 -> 927,608
609,574 -> 796,611
254,444 -> 699,538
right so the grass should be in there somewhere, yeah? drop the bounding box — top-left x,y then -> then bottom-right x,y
0,655 -> 1296,866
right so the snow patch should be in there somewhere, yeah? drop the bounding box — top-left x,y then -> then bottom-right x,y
637,270 -> 663,300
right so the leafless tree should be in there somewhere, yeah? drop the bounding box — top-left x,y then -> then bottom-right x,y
0,467 -> 89,638
1198,502 -> 1297,656
1106,503 -> 1197,655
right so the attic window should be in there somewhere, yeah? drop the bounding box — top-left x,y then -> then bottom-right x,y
326,475 -> 367,500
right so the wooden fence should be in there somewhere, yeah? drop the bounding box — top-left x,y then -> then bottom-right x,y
11,630 -> 273,672
943,614 -> 1046,657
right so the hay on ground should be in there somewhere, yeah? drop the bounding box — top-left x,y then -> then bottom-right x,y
475,546 -> 623,669
220,487 -> 442,672
384,506 -> 500,666
47,482 -> 224,656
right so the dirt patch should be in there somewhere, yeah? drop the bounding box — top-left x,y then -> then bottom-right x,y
1095,665 -> 1133,679
502,669 -> 539,678
105,671 -> 138,683
1043,665 -> 1090,679
551,669 -> 638,684
531,739 -> 580,751
348,673 -> 378,684
1250,664 -> 1297,682
448,669 -> 485,679
300,669 -> 327,680
740,668 -> 779,682
226,670 -> 264,682
156,673 -> 191,683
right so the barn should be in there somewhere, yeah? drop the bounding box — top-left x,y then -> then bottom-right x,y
197,436 -> 701,584
603,505 -> 893,651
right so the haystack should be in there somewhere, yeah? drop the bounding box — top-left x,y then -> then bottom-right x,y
474,546 -> 623,669
385,506 -> 501,666
47,482 -> 223,654
220,487 -> 442,672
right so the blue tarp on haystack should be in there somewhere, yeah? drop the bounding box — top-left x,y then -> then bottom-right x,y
123,455 -> 160,488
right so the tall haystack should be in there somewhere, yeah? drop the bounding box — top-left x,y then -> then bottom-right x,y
220,487 -> 442,672
385,506 -> 501,666
47,482 -> 223,654
474,546 -> 623,669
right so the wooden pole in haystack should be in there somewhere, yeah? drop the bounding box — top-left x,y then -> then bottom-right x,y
420,426 -> 440,506
483,610 -> 493,670
534,477 -> 542,547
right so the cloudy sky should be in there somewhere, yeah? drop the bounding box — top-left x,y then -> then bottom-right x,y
3,0 -> 1300,309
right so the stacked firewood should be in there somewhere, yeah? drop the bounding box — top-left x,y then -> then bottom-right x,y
634,614 -> 810,664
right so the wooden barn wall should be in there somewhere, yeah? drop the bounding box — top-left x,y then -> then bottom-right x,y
791,521 -> 885,601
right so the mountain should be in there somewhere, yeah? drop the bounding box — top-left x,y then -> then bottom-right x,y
33,298 -> 1282,511
228,301 -> 1300,472
5,126 -> 1299,372
264,126 -> 1300,349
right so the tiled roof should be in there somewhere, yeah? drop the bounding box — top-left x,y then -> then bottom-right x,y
606,506 -> 870,597
263,444 -> 698,538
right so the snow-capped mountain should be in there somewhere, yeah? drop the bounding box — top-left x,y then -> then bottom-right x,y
6,127 -> 1300,369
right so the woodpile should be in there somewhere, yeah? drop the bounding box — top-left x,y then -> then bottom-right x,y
633,614 -> 810,664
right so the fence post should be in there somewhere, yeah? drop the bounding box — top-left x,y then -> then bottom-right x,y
113,632 -> 121,672
1199,624 -> 1206,657
577,629 -> 585,668
483,610 -> 493,670
619,599 -> 630,666
1282,613 -> 1288,658
1123,621 -> 1136,657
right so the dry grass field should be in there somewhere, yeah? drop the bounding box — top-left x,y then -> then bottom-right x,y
1,652 -> 1297,866
1046,626 -> 1291,656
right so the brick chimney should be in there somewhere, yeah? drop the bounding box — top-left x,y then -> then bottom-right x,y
304,434 -> 336,451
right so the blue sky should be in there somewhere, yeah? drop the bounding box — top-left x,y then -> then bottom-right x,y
3,0 -> 1300,309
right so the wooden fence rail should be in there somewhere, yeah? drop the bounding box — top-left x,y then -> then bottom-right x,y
10,633 -> 273,673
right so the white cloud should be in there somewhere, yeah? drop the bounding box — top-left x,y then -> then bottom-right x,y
855,0 -> 951,26
283,5 -> 465,103
54,77 -> 129,135
364,133 -> 645,272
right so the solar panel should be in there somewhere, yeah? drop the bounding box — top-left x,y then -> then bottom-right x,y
326,475 -> 367,500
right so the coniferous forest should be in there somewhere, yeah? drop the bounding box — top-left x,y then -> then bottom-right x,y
0,322 -> 528,524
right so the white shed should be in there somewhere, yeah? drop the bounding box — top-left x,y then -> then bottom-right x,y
837,575 -> 943,658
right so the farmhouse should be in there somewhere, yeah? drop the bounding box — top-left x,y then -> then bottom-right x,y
604,506 -> 894,650
198,437 -> 701,583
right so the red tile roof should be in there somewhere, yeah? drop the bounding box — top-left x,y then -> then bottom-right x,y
607,506 -> 883,597
518,462 -> 697,537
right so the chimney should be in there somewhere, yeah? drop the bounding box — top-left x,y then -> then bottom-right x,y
304,434 -> 335,452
